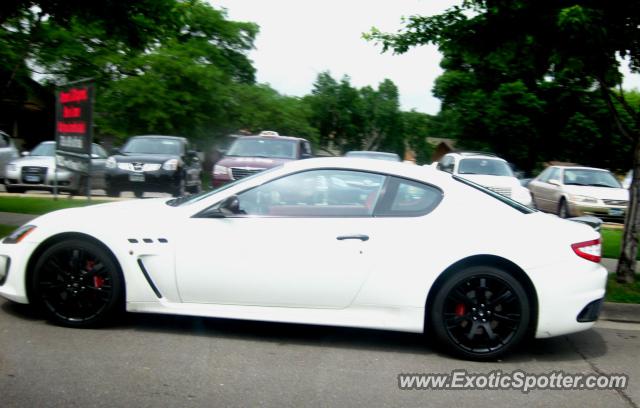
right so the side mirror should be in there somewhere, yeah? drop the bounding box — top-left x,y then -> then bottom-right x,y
21,151 -> 29,157
219,195 -> 241,215
548,179 -> 561,186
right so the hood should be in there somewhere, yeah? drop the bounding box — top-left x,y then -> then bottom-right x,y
216,156 -> 292,169
457,174 -> 521,189
563,185 -> 629,200
10,155 -> 55,167
113,154 -> 177,164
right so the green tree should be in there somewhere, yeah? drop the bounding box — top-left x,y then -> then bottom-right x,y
368,0 -> 640,282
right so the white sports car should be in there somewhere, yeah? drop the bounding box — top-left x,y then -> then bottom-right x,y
0,158 -> 606,360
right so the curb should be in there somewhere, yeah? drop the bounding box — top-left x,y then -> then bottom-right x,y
601,302 -> 640,324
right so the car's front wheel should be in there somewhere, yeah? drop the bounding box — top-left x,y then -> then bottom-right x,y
31,239 -> 124,327
558,198 -> 570,218
430,265 -> 531,360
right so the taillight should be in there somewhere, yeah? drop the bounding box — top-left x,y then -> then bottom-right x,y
571,239 -> 601,263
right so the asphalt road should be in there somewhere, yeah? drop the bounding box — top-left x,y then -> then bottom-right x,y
0,299 -> 639,408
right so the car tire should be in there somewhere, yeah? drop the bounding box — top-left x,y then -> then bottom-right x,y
133,190 -> 144,199
173,177 -> 186,197
430,265 -> 531,361
105,186 -> 120,197
558,198 -> 570,218
31,239 -> 124,328
5,185 -> 25,194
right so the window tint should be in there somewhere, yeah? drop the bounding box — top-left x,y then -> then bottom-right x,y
235,169 -> 385,217
457,158 -> 514,176
375,177 -> 443,217
438,156 -> 454,173
563,169 -> 621,188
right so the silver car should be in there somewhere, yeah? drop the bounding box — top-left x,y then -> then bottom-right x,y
4,141 -> 108,194
0,131 -> 19,181
528,165 -> 628,220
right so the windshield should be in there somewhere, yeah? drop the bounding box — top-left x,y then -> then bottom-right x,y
30,142 -> 55,156
563,169 -> 621,188
226,138 -> 297,159
122,138 -> 182,155
458,158 -> 514,176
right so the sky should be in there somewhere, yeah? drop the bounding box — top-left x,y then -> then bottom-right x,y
212,0 -> 640,116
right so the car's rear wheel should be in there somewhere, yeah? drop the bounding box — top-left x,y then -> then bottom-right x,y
31,239 -> 124,327
133,190 -> 144,198
430,266 -> 530,360
558,198 -> 570,218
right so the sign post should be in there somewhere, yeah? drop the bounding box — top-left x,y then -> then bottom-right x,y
55,79 -> 94,200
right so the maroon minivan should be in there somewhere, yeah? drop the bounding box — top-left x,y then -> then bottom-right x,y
211,131 -> 313,187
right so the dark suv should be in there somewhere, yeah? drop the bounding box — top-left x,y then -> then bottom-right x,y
212,131 -> 312,187
105,135 -> 202,197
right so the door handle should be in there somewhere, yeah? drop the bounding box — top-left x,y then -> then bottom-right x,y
336,234 -> 369,241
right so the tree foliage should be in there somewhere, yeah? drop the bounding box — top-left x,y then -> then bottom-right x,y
368,0 -> 640,282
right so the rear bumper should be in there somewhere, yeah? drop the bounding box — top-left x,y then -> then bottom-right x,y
531,258 -> 607,338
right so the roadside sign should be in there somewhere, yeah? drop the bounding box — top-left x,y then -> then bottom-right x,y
55,79 -> 94,197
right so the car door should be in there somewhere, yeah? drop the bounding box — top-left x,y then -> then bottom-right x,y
530,167 -> 560,212
0,132 -> 18,179
174,168 -> 386,308
90,144 -> 108,189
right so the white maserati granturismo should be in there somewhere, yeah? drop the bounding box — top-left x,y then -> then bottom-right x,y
0,157 -> 606,360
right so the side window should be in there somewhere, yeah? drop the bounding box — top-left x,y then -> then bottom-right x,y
235,169 -> 386,217
438,156 -> 454,173
92,144 -> 107,158
301,141 -> 312,157
0,133 -> 9,148
547,168 -> 561,183
536,167 -> 553,182
375,177 -> 443,217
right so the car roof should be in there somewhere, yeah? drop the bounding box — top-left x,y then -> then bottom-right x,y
345,151 -> 399,157
236,135 -> 307,142
550,165 -> 612,172
447,152 -> 506,161
281,156 -> 451,184
130,135 -> 186,142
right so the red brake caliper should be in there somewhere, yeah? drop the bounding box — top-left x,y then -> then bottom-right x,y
86,260 -> 104,288
455,303 -> 466,317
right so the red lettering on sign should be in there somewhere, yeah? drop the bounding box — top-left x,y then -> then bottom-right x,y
63,106 -> 81,118
57,122 -> 86,134
60,88 -> 88,103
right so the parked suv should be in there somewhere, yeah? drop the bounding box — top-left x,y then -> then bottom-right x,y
212,131 -> 313,187
436,152 -> 533,206
105,135 -> 202,197
528,165 -> 628,219
4,141 -> 108,194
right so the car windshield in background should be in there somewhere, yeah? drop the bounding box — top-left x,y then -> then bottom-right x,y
122,138 -> 182,155
563,169 -> 621,188
345,151 -> 401,161
30,142 -> 55,156
458,158 -> 514,176
226,138 -> 297,159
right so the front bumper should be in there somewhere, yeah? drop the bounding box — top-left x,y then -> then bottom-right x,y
106,168 -> 180,192
5,166 -> 77,191
568,201 -> 626,220
0,240 -> 38,304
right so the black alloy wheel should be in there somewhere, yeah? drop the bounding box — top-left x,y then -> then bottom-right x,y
32,239 -> 123,327
431,266 -> 530,360
134,190 -> 144,198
